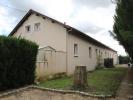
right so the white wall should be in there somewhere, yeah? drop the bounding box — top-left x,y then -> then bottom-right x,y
67,33 -> 96,74
67,33 -> 118,75
13,14 -> 67,52
12,13 -> 118,76
36,47 -> 66,78
13,13 -> 67,77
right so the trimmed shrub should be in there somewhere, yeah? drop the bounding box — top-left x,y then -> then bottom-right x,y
104,58 -> 114,68
0,36 -> 38,91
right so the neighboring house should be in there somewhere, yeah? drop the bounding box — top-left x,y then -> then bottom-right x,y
9,9 -> 118,78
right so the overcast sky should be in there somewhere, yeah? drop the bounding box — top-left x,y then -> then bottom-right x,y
0,0 -> 127,55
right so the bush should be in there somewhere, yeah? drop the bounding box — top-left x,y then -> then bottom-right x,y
0,36 -> 38,91
104,58 -> 114,68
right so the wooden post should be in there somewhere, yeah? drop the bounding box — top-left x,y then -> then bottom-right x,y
73,66 -> 88,90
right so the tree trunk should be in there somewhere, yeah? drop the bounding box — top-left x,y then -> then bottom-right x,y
128,67 -> 133,83
73,66 -> 88,90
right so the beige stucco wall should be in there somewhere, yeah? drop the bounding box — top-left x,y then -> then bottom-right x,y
12,13 -> 118,76
13,14 -> 67,77
67,33 -> 118,75
13,14 -> 67,52
67,33 -> 96,74
36,47 -> 66,78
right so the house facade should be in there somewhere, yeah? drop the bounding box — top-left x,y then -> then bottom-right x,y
9,10 -> 118,78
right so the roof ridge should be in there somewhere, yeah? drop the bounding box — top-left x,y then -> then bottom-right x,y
9,9 -> 117,52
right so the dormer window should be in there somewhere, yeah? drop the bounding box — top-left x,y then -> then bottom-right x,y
25,25 -> 31,32
34,23 -> 40,31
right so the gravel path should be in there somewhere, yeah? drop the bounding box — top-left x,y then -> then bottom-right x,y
116,67 -> 133,100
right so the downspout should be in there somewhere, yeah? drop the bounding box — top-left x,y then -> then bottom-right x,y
66,29 -> 68,75
66,26 -> 72,75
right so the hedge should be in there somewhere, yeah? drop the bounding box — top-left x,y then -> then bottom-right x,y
0,36 -> 38,91
104,58 -> 114,68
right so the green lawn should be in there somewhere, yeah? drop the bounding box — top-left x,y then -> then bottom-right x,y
88,67 -> 127,95
38,77 -> 73,89
38,67 -> 127,95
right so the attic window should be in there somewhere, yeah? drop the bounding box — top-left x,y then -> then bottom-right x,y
95,49 -> 98,56
52,20 -> 55,23
43,17 -> 46,19
89,47 -> 92,58
34,23 -> 40,31
25,25 -> 31,32
36,14 -> 39,16
74,43 -> 78,57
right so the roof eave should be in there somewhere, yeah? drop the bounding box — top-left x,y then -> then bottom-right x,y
9,9 -> 117,53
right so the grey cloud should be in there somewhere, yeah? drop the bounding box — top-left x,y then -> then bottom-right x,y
8,0 -> 48,13
72,22 -> 103,34
3,0 -> 49,33
0,29 -> 9,35
74,0 -> 112,8
8,0 -> 35,10
6,0 -> 50,23
3,0 -> 112,35
87,26 -> 103,34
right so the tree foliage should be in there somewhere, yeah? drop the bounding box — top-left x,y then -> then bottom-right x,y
113,0 -> 133,62
119,55 -> 130,64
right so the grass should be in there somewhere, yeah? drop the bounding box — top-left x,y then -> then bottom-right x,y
37,67 -> 127,95
88,67 -> 127,95
38,77 -> 72,89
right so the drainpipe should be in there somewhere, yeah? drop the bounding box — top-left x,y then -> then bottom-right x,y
66,26 -> 72,75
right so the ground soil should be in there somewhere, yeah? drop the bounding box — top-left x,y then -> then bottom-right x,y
0,65 -> 133,100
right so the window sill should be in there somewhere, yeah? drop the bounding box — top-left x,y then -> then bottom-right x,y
34,29 -> 40,32
74,55 -> 78,57
25,31 -> 31,33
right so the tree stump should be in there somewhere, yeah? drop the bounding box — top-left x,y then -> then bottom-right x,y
73,66 -> 88,90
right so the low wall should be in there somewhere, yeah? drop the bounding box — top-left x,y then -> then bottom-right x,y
36,47 -> 66,79
0,86 -> 115,100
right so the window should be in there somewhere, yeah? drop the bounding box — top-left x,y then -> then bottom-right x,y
101,52 -> 103,58
108,53 -> 109,58
95,49 -> 98,56
110,54 -> 112,58
25,25 -> 31,32
34,23 -> 40,31
105,52 -> 107,58
74,44 -> 78,56
99,50 -> 100,56
89,47 -> 92,58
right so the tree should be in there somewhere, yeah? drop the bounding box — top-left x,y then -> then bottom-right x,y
113,0 -> 133,63
119,55 -> 130,64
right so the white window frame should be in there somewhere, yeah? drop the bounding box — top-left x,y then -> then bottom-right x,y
74,43 -> 78,57
95,49 -> 98,57
25,25 -> 31,33
89,47 -> 92,58
34,23 -> 40,31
